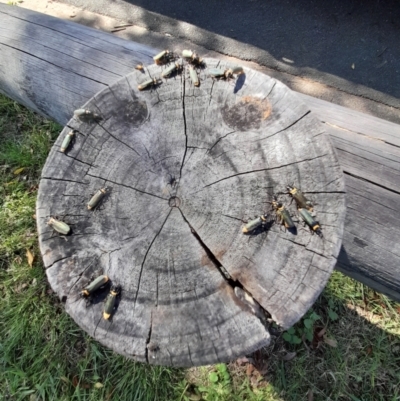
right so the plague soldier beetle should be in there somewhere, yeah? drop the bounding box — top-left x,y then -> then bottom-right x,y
269,195 -> 295,230
298,207 -> 323,237
182,50 -> 202,65
138,78 -> 160,91
209,66 -> 243,80
189,66 -> 200,87
161,62 -> 182,78
153,50 -> 173,65
87,188 -> 108,210
47,217 -> 71,236
103,284 -> 121,320
287,185 -> 313,211
73,109 -> 101,122
60,130 -> 75,153
242,213 -> 269,234
81,275 -> 109,298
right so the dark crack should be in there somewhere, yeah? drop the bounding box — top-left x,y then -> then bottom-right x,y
203,154 -> 329,189
221,214 -> 245,223
207,130 -> 237,153
96,122 -> 141,157
0,41 -> 109,87
41,176 -> 88,185
145,311 -> 153,364
133,209 -> 172,304
85,173 -> 168,200
177,207 -> 231,280
177,208 -> 272,325
344,171 -> 400,196
178,71 -> 188,183
279,236 -> 329,260
44,255 -> 70,270
254,110 -> 311,142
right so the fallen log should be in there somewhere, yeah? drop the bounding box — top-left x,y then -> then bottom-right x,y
1,5 -> 399,303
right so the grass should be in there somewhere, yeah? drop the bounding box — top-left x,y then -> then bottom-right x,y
1,93 -> 400,401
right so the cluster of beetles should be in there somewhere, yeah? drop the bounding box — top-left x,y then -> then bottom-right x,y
242,187 -> 323,237
47,49 -> 322,321
136,49 -> 244,89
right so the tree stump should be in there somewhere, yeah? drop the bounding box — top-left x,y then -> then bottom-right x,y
37,58 -> 346,367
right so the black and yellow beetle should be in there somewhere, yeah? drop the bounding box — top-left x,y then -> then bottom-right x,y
298,207 -> 323,237
87,188 -> 108,210
287,185 -> 313,211
81,275 -> 109,298
270,195 -> 295,230
242,213 -> 269,234
103,284 -> 121,320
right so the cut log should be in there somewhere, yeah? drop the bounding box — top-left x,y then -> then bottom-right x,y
1,5 -> 399,301
36,60 -> 345,366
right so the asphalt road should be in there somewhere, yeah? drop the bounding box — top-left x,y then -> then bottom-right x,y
56,0 -> 400,122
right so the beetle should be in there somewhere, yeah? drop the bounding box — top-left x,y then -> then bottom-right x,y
60,130 -> 75,153
103,284 -> 121,320
182,49 -> 202,65
81,275 -> 109,297
47,217 -> 71,235
138,78 -> 159,91
161,62 -> 182,78
87,188 -> 108,210
298,207 -> 323,237
269,195 -> 295,229
153,50 -> 172,65
231,66 -> 244,75
242,213 -> 269,234
209,66 -> 243,80
209,68 -> 229,79
189,66 -> 200,87
73,109 -> 101,122
287,185 -> 313,211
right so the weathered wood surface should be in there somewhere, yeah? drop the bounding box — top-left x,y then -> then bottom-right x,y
36,60 -> 345,366
1,5 -> 400,301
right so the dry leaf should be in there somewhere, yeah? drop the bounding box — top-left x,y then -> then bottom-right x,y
94,382 -> 104,388
323,335 -> 337,347
13,167 -> 25,175
317,327 -> 326,337
26,249 -> 34,267
307,389 -> 314,401
246,364 -> 255,377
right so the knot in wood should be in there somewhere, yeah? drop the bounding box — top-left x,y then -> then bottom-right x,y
168,196 -> 181,207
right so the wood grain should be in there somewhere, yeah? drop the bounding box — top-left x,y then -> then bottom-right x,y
1,5 -> 399,301
36,59 -> 345,366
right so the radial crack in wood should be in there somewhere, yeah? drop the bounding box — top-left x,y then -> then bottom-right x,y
37,59 -> 345,366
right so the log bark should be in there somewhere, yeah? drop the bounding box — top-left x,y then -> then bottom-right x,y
1,5 -> 400,302
36,59 -> 345,366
